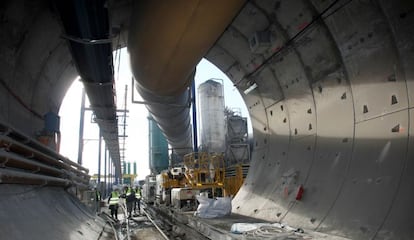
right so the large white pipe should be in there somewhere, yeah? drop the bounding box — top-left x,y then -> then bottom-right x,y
128,0 -> 245,156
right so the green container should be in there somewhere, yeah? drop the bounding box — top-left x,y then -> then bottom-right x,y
148,115 -> 169,173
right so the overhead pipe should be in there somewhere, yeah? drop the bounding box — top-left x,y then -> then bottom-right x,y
0,168 -> 70,187
0,122 -> 90,187
0,150 -> 63,177
0,122 -> 89,173
128,0 -> 245,156
55,0 -> 121,178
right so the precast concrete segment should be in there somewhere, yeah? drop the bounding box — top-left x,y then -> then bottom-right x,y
206,0 -> 414,239
0,185 -> 112,240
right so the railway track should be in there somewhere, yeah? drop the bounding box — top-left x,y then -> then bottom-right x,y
140,203 -> 210,240
102,201 -> 209,240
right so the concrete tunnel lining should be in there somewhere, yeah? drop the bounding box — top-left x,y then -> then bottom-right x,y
0,0 -> 412,239
203,0 -> 413,239
0,185 -> 112,240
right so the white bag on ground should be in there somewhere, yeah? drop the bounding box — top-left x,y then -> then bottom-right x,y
230,223 -> 270,234
195,196 -> 232,218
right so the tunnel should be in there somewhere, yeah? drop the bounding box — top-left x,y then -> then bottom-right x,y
0,0 -> 413,239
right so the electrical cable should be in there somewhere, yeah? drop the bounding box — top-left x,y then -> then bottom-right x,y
242,225 -> 309,239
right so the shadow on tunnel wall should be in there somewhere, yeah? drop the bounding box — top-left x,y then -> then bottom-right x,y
0,185 -> 110,240
233,118 -> 413,240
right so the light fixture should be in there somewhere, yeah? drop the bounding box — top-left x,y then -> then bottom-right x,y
244,82 -> 258,95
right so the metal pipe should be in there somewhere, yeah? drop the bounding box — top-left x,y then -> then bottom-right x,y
98,129 -> 102,184
104,145 -> 107,197
143,209 -> 170,240
0,168 -> 70,186
128,0 -> 245,156
0,122 -> 89,173
0,135 -> 88,176
78,87 -> 85,165
0,150 -> 63,177
191,80 -> 198,153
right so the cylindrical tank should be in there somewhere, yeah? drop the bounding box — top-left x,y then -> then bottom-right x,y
122,161 -> 126,175
148,115 -> 169,173
226,114 -> 248,143
133,162 -> 137,175
198,79 -> 226,152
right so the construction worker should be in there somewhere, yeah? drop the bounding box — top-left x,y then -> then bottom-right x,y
94,188 -> 101,213
108,187 -> 120,220
134,186 -> 141,215
124,186 -> 136,218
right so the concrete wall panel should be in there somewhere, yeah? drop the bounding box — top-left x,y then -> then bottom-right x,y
231,2 -> 269,38
318,110 -> 409,239
283,69 -> 355,230
0,185 -> 109,240
224,1 -> 412,239
378,0 -> 414,108
205,45 -> 236,74
217,28 -> 265,74
255,68 -> 284,108
376,108 -> 414,239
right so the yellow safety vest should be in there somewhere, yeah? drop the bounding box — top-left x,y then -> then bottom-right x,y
126,187 -> 132,196
96,191 -> 101,201
109,191 -> 119,205
136,188 -> 141,198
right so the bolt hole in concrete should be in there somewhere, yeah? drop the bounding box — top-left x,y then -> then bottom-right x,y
391,124 -> 400,133
363,105 -> 369,113
391,95 -> 398,105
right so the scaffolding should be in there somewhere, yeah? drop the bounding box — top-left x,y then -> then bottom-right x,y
118,85 -> 129,181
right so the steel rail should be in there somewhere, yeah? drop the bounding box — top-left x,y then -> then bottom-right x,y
143,208 -> 170,240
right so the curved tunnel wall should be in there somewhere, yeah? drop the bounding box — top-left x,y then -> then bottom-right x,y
205,0 -> 413,239
0,1 -> 413,239
0,0 -> 77,135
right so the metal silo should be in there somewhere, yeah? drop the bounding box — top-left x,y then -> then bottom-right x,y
148,115 -> 169,173
198,79 -> 225,153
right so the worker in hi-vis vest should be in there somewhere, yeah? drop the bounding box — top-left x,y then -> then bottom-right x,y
94,188 -> 101,213
123,186 -> 136,218
107,187 -> 120,220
